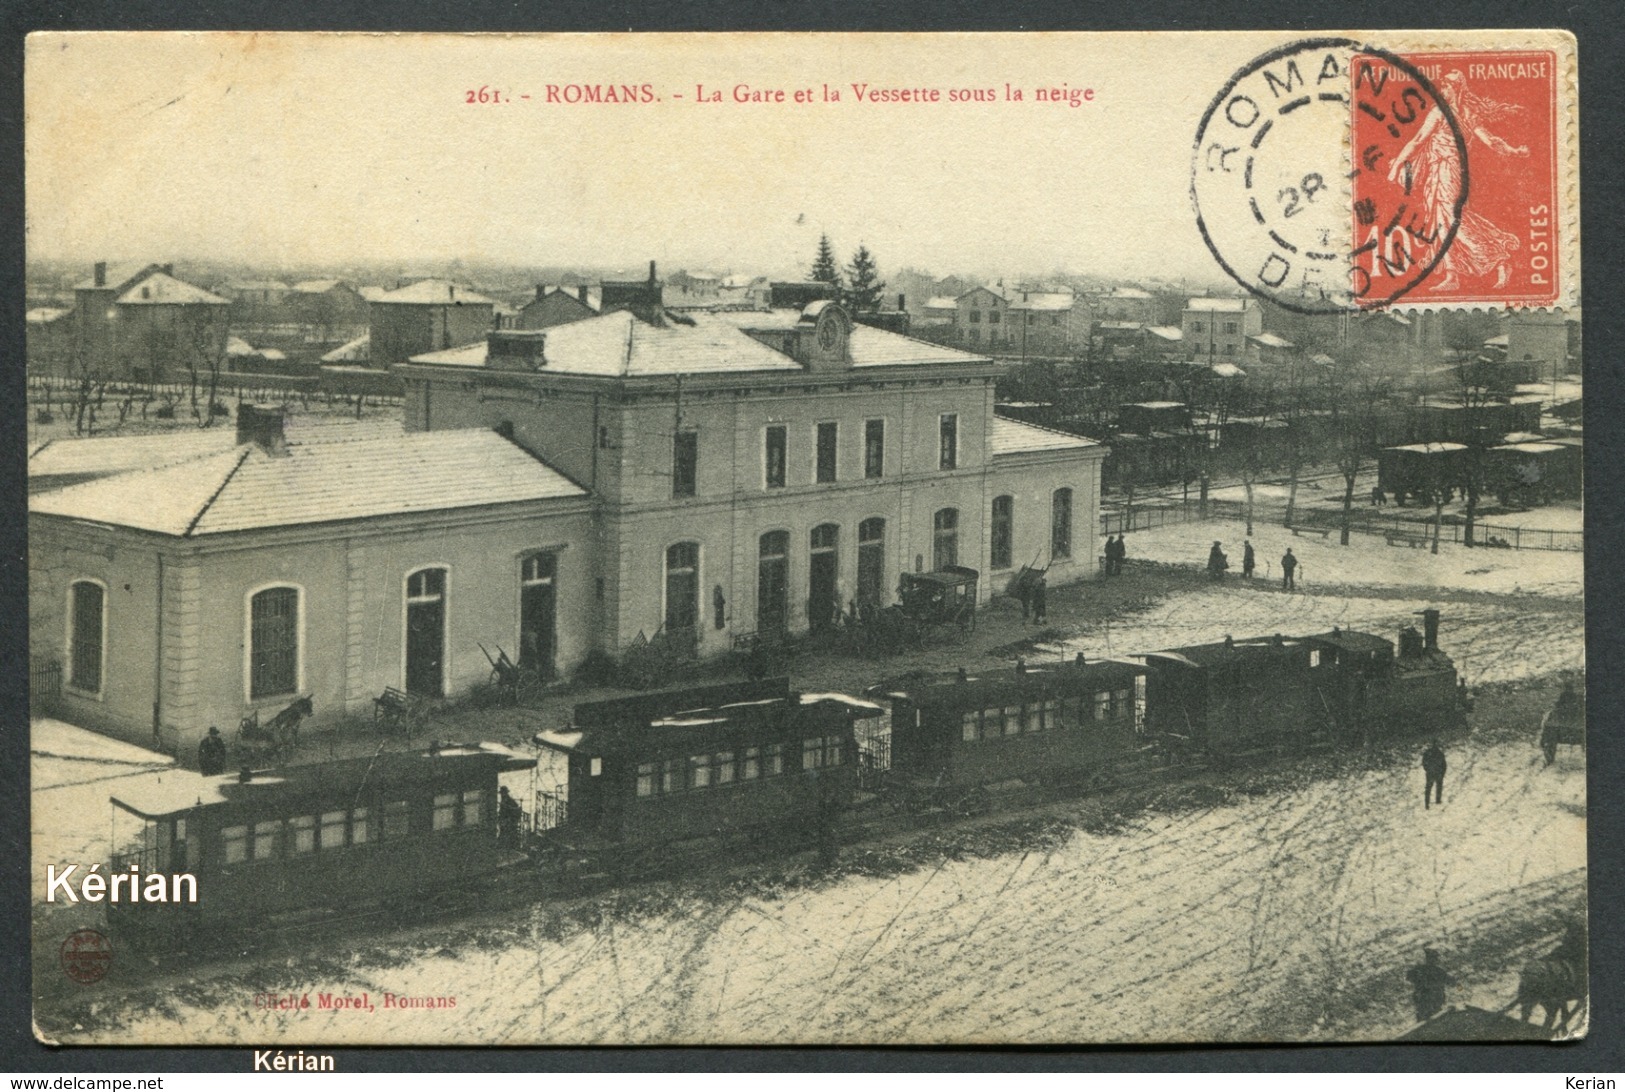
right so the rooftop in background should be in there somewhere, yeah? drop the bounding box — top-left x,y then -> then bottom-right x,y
1009,292 -> 1076,312
321,333 -> 371,363
375,279 -> 498,306
116,271 -> 229,306
1185,297 -> 1251,311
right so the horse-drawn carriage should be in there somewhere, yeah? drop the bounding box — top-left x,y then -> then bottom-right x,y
896,567 -> 979,635
1539,679 -> 1585,765
237,695 -> 313,762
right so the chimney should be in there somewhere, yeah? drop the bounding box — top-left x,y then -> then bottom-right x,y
93,262 -> 107,288
648,260 -> 657,285
1419,609 -> 1440,651
236,403 -> 289,456
485,330 -> 547,371
898,293 -> 906,311
536,284 -> 548,302
161,264 -> 173,276
449,285 -> 457,302
578,284 -> 589,304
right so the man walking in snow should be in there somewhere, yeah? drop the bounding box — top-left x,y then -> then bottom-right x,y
1280,547 -> 1298,591
1421,740 -> 1447,808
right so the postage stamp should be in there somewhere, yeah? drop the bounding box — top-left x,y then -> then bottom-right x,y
1192,38 -> 1572,313
26,30 -> 1582,1048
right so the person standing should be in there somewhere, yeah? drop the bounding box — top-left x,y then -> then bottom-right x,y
1016,574 -> 1032,621
1422,740 -> 1447,808
1031,574 -> 1048,624
1407,947 -> 1453,1022
1281,547 -> 1298,591
1242,540 -> 1256,580
197,726 -> 228,776
1207,541 -> 1228,580
497,785 -> 524,849
1115,535 -> 1128,575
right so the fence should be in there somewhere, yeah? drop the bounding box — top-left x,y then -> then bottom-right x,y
1102,497 -> 1581,552
30,658 -> 61,711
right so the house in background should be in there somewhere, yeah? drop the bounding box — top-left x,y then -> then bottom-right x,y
518,285 -> 600,330
368,278 -> 498,367
68,262 -> 231,383
953,285 -> 1014,350
1182,297 -> 1262,364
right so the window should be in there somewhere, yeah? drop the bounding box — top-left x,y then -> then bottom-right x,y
249,586 -> 300,700
462,789 -> 484,826
672,431 -> 698,498
222,825 -> 248,865
989,310 -> 1000,325
351,807 -> 369,845
320,809 -> 347,850
598,425 -> 611,449
764,742 -> 784,776
933,508 -> 959,570
433,793 -> 457,831
961,710 -> 981,742
1095,691 -> 1111,721
970,310 -> 981,323
864,419 -> 885,479
690,754 -> 712,790
742,747 -> 760,780
968,328 -> 980,344
251,820 -> 280,861
758,531 -> 789,634
1051,315 -> 1061,327
816,422 -> 838,483
660,757 -> 682,793
715,751 -> 735,785
665,542 -> 700,634
765,425 -> 787,488
637,763 -> 656,797
1003,705 -> 1024,736
1026,313 -> 1035,326
68,580 -> 105,693
857,518 -> 886,609
1224,321 -> 1238,335
1052,488 -> 1073,560
990,495 -> 1014,571
1193,321 -> 1205,334
405,568 -> 447,698
1309,649 -> 1322,669
278,817 -> 311,857
939,414 -> 958,470
803,736 -> 843,770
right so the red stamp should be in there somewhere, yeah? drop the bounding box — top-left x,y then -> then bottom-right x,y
60,928 -> 112,984
1353,50 -> 1560,306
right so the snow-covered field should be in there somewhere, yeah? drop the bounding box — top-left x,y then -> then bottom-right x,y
32,518 -> 1585,1045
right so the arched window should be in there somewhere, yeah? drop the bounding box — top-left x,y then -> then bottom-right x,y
990,495 -> 1014,571
249,586 -> 301,700
758,531 -> 789,635
1052,488 -> 1074,560
665,542 -> 700,635
933,508 -> 959,570
809,523 -> 841,630
405,568 -> 448,697
67,579 -> 106,694
857,518 -> 886,609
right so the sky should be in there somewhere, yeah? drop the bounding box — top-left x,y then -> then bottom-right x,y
20,30 -> 1544,284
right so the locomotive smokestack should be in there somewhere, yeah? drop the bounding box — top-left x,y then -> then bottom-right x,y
1419,609 -> 1440,651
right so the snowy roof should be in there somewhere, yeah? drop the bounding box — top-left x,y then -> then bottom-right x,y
74,263 -> 162,291
321,333 -> 370,363
1009,292 -> 1075,312
116,272 -> 228,306
1145,325 -> 1183,342
924,297 -> 960,311
1310,352 -> 1337,366
1209,363 -> 1246,378
357,286 -> 389,301
1098,320 -> 1145,332
375,279 -> 497,306
292,278 -> 348,294
27,307 -> 70,324
1249,332 -> 1295,349
989,415 -> 1100,456
226,336 -> 256,356
29,417 -> 407,482
225,278 -> 290,292
1484,334 -> 1510,347
31,426 -> 585,536
412,309 -> 990,376
1492,442 -> 1566,455
1105,287 -> 1152,299
957,284 -> 1010,303
1185,297 -> 1250,311
1387,442 -> 1468,454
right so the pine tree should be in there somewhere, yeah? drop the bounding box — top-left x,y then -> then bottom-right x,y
810,234 -> 840,286
843,245 -> 886,313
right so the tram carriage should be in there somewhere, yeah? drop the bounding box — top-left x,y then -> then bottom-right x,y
105,742 -> 535,942
531,677 -> 882,859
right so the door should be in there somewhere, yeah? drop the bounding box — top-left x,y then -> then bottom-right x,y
519,554 -> 557,679
809,523 -> 839,631
405,568 -> 446,697
758,531 -> 789,635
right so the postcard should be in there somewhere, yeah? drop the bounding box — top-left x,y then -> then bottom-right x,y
26,29 -> 1582,1045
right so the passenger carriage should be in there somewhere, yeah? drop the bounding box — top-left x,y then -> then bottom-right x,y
531,677 -> 882,874
880,656 -> 1152,806
106,742 -> 535,943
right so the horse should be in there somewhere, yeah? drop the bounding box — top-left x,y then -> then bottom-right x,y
1511,957 -> 1585,1032
264,695 -> 314,747
1539,708 -> 1585,766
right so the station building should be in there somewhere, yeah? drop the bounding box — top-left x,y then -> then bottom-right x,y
29,293 -> 1105,758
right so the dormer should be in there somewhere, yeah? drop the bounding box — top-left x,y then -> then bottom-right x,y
793,300 -> 852,371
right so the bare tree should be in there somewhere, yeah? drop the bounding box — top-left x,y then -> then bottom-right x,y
1325,359 -> 1390,546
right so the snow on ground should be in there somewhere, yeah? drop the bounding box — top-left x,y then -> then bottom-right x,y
1110,518 -> 1582,600
50,733 -> 1582,1045
32,718 -> 173,766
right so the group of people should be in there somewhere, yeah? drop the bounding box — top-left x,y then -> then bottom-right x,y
1102,534 -> 1129,576
1206,540 -> 1299,590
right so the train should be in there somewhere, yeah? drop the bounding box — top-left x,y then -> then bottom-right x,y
101,613 -> 1465,943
